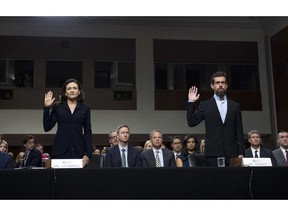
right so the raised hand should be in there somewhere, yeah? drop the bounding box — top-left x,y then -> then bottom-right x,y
188,86 -> 200,102
44,91 -> 55,107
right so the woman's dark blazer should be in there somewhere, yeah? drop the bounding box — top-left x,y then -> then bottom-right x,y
43,101 -> 92,159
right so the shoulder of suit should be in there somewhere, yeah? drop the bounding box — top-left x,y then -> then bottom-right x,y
272,147 -> 281,153
162,148 -> 173,154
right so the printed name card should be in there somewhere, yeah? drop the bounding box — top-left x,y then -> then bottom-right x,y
242,158 -> 272,167
51,159 -> 83,169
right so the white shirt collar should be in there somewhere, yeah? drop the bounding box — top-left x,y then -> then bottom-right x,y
214,94 -> 227,101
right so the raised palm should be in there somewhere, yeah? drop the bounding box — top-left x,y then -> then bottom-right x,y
44,91 -> 55,107
188,86 -> 200,102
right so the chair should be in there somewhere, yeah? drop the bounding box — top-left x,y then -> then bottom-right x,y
188,154 -> 208,167
85,154 -> 105,168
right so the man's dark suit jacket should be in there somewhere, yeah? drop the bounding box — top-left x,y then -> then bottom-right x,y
140,148 -> 176,167
187,97 -> 244,157
23,149 -> 43,167
272,148 -> 288,166
105,144 -> 141,167
0,151 -> 14,169
244,147 -> 276,166
43,101 -> 92,159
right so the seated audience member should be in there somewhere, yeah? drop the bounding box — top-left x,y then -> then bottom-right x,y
170,136 -> 183,160
0,151 -> 14,169
22,135 -> 42,167
200,139 -> 205,155
272,130 -> 288,166
101,130 -> 119,157
244,130 -> 276,166
141,129 -> 176,167
108,130 -> 119,147
14,151 -> 25,168
105,125 -> 141,167
134,145 -> 144,153
35,143 -> 50,167
143,140 -> 153,151
93,149 -> 101,154
0,140 -> 9,153
176,134 -> 200,167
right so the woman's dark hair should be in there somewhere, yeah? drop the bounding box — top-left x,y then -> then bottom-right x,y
60,78 -> 85,103
182,134 -> 199,155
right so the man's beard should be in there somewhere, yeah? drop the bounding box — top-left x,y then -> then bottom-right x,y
215,88 -> 226,99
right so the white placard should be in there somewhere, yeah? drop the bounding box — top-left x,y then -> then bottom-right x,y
242,158 -> 272,167
51,159 -> 83,169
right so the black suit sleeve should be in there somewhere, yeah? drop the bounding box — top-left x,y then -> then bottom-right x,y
187,102 -> 204,127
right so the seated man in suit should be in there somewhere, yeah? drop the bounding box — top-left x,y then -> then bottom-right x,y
245,130 -> 276,166
272,130 -> 288,166
0,151 -> 14,169
22,135 -> 43,167
105,125 -> 141,167
141,129 -> 176,167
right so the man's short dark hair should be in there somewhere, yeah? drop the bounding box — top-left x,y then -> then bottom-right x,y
210,71 -> 227,84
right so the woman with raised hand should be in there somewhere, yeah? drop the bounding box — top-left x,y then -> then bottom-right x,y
43,78 -> 92,167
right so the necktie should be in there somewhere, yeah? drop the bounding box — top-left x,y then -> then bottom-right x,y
121,149 -> 126,167
24,151 -> 30,166
285,151 -> 288,164
255,150 -> 258,158
155,150 -> 161,167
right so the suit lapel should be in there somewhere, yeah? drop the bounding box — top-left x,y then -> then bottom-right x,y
162,149 -> 167,167
224,99 -> 232,125
114,145 -> 122,166
149,150 -> 156,167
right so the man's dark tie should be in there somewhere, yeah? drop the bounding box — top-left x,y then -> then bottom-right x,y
255,150 -> 258,158
24,151 -> 30,166
121,149 -> 126,167
285,150 -> 288,164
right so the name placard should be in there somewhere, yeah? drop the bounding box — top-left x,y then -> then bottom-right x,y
51,159 -> 83,169
242,158 -> 272,167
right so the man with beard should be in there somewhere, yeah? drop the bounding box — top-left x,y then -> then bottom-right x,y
187,71 -> 244,166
